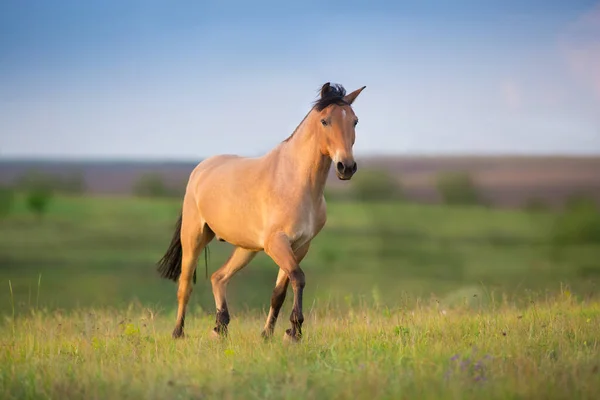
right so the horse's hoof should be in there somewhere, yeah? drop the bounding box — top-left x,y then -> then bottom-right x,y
283,329 -> 301,344
261,329 -> 275,341
172,329 -> 185,339
210,328 -> 226,341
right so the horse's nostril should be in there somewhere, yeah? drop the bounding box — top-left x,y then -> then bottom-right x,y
336,162 -> 345,174
351,162 -> 357,173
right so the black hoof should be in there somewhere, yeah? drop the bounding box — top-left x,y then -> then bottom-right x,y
283,328 -> 301,344
210,326 -> 227,340
172,327 -> 185,339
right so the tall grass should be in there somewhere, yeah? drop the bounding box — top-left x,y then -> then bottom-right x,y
1,292 -> 598,399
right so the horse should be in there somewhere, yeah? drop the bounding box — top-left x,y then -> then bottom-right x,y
156,82 -> 366,342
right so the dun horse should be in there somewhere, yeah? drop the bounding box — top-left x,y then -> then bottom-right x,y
157,82 -> 366,342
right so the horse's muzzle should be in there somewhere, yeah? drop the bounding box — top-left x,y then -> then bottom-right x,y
335,160 -> 357,180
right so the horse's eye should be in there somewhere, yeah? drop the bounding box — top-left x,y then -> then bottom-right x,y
321,119 -> 327,126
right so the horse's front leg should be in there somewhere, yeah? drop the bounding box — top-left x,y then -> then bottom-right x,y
261,242 -> 311,339
264,233 -> 306,342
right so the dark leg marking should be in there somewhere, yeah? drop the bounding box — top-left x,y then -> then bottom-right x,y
213,307 -> 230,336
261,277 -> 290,339
285,269 -> 305,341
172,314 -> 185,339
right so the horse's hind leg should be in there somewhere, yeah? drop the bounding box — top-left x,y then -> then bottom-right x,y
210,247 -> 257,338
173,217 -> 214,339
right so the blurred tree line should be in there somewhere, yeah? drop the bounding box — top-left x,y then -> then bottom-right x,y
327,167 -> 483,206
2,167 -> 599,248
14,170 -> 86,195
434,171 -> 481,206
0,169 -> 185,220
132,173 -> 185,199
0,169 -> 86,220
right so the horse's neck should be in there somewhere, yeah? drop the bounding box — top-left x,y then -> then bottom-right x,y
277,119 -> 331,200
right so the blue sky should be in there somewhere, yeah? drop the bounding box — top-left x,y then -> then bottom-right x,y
1,0 -> 599,160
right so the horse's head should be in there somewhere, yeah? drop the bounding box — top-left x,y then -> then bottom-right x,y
313,82 -> 366,180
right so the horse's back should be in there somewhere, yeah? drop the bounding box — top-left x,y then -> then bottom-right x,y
194,154 -> 245,174
189,154 -> 259,188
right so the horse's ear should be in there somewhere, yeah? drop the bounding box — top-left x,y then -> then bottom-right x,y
344,86 -> 366,105
320,82 -> 332,98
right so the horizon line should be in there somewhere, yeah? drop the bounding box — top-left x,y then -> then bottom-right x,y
2,152 -> 600,164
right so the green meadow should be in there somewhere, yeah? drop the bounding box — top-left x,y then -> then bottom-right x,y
1,194 -> 599,399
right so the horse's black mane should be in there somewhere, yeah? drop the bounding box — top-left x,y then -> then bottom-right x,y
312,82 -> 348,111
282,82 -> 348,143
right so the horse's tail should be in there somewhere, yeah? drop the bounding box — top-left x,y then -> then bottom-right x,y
157,212 -> 210,284
157,212 -> 184,282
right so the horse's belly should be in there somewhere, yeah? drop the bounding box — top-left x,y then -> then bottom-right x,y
203,204 -> 264,251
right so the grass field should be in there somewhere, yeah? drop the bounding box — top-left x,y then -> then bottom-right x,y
1,194 -> 600,398
1,297 -> 599,399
